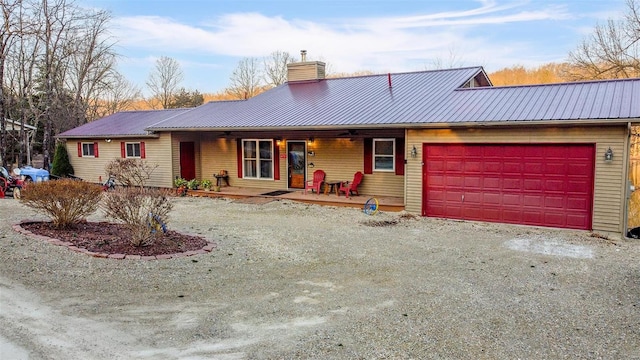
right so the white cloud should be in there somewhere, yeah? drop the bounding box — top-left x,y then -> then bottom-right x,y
107,0 -> 609,91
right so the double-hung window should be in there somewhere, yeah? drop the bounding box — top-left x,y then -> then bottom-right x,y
373,138 -> 395,171
243,140 -> 273,179
125,142 -> 141,158
81,142 -> 95,157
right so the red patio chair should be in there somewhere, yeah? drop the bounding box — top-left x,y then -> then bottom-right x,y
304,169 -> 325,194
339,171 -> 363,198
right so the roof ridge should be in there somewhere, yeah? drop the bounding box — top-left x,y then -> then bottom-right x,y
312,66 -> 484,82
457,76 -> 640,91
205,99 -> 247,104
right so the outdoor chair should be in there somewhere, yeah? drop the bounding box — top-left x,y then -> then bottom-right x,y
338,171 -> 363,198
304,169 -> 325,194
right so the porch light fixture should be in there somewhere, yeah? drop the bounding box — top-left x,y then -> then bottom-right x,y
308,137 -> 314,145
105,138 -> 112,143
604,147 -> 614,162
411,145 -> 417,158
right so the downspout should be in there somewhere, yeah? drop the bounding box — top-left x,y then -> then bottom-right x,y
623,122 -> 632,238
404,128 -> 408,209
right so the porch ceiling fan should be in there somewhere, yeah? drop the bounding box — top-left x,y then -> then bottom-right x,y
337,129 -> 358,137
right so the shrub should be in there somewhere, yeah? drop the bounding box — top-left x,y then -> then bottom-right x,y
19,179 -> 102,228
51,142 -> 74,177
101,187 -> 173,247
104,159 -> 158,188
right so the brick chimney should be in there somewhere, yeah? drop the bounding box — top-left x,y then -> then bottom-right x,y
287,50 -> 326,82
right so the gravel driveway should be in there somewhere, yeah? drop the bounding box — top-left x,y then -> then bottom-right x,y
1,197 -> 639,359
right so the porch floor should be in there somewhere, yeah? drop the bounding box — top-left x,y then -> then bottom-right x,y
187,187 -> 405,212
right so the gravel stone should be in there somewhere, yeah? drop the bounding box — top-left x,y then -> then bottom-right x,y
1,197 -> 639,359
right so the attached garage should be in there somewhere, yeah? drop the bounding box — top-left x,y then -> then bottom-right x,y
405,125 -> 629,235
422,143 -> 595,230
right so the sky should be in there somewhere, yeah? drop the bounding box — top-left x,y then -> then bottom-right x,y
78,0 -> 628,94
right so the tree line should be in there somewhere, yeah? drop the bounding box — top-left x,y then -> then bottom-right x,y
1,0 -> 639,169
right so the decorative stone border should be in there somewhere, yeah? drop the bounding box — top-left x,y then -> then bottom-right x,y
12,221 -> 216,260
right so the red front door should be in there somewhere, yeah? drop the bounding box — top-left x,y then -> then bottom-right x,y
180,142 -> 196,180
422,143 -> 595,230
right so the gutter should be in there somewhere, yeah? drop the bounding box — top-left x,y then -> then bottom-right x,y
56,134 -> 161,140
145,118 -> 640,133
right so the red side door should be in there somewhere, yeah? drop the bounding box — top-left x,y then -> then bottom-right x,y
180,142 -> 196,180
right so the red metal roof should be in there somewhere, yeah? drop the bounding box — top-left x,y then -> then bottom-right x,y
59,67 -> 640,138
443,78 -> 640,123
58,109 -> 188,138
148,67 -> 486,130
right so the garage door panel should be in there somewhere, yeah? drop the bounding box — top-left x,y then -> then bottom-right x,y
503,178 -> 522,190
523,179 -> 543,191
566,197 -> 588,210
544,196 -> 566,209
523,195 -> 543,207
483,177 -> 501,189
503,162 -> 522,173
423,143 -> 594,230
568,180 -> 591,193
544,179 -> 566,192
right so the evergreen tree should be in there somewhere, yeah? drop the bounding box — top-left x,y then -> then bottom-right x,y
51,142 -> 74,177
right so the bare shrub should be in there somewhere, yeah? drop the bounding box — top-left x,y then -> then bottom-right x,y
19,179 -> 102,228
101,187 -> 173,247
104,159 -> 158,188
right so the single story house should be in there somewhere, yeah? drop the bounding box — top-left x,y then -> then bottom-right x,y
58,60 -> 640,237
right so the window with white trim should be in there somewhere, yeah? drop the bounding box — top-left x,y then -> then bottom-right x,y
373,138 -> 395,171
243,139 -> 273,179
126,142 -> 141,158
81,142 -> 95,157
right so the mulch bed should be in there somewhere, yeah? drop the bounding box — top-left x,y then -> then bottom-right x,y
20,221 -> 209,257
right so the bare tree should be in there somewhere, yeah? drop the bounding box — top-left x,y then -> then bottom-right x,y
227,57 -> 263,99
263,50 -> 296,87
0,0 -> 21,167
96,71 -> 141,118
2,0 -> 121,168
146,56 -> 184,109
567,0 -> 640,80
60,8 -> 116,125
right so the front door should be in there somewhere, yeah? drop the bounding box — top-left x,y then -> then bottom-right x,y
287,141 -> 306,189
179,142 -> 196,180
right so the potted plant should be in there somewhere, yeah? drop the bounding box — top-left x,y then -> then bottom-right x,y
187,179 -> 200,190
201,179 -> 212,191
174,177 -> 188,196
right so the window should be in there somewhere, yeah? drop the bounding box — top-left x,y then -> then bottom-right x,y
126,142 -> 141,158
373,139 -> 395,171
243,140 -> 273,179
82,142 -> 95,157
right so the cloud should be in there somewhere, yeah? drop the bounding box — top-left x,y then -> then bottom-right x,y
108,0 -> 605,91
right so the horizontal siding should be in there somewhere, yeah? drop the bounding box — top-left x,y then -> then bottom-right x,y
407,125 -> 627,234
197,137 -> 404,196
64,133 -> 174,188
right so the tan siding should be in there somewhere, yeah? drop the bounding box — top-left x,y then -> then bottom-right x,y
64,133 -> 174,188
406,126 -> 627,234
196,137 -> 404,195
307,139 -> 404,197
287,62 -> 326,82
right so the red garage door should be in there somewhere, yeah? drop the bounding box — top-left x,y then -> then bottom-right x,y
422,144 -> 595,230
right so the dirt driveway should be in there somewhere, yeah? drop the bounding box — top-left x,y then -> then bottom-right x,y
1,197 -> 639,359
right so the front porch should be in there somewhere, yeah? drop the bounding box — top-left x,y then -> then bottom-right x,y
187,186 -> 405,212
